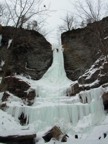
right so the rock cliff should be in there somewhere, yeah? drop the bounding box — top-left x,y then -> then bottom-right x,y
61,17 -> 108,81
0,26 -> 52,80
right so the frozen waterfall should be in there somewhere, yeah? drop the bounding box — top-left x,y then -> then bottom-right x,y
6,45 -> 105,134
35,45 -> 72,98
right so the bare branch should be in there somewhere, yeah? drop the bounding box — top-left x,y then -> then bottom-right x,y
74,0 -> 103,25
58,13 -> 76,33
5,0 -> 16,25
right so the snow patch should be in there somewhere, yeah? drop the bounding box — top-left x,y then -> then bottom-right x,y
0,35 -> 2,46
7,39 -> 12,49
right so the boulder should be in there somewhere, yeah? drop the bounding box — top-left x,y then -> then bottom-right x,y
43,126 -> 68,142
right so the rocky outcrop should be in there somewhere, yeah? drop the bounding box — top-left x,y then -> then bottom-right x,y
1,76 -> 36,105
61,17 -> 108,81
68,56 -> 108,110
0,26 -> 52,80
78,57 -> 108,87
43,126 -> 68,142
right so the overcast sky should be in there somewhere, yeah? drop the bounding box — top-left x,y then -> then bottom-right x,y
43,0 -> 76,44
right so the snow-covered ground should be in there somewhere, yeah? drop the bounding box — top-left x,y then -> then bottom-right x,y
0,45 -> 108,144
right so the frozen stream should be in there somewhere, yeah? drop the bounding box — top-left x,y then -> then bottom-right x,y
6,45 -> 105,136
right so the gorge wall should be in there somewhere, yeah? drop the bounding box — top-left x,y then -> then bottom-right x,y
0,26 -> 52,80
62,17 -> 108,81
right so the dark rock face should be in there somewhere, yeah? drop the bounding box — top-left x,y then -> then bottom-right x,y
0,102 -> 7,111
79,69 -> 100,84
102,92 -> 108,110
61,17 -> 108,81
2,91 -> 10,102
43,126 -> 68,142
2,76 -> 36,105
19,112 -> 28,125
0,26 -> 52,80
0,133 -> 36,144
4,76 -> 30,92
68,57 -> 108,98
66,82 -> 80,96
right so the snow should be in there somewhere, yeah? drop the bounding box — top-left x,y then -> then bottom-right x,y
0,60 -> 5,67
0,109 -> 35,139
104,36 -> 108,40
7,39 -> 12,49
0,77 -> 2,84
0,109 -> 21,134
0,45 -> 108,144
0,35 -> 2,47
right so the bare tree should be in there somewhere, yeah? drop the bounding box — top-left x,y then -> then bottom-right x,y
58,13 -> 76,33
2,0 -> 49,28
0,3 -> 11,25
26,17 -> 51,38
75,0 -> 102,25
0,4 -> 3,17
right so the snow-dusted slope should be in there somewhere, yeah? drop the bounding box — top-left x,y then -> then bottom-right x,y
0,109 -> 35,137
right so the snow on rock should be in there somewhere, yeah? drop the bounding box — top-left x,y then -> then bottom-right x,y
78,56 -> 105,85
0,60 -> 5,73
0,60 -> 5,67
104,36 -> 108,40
0,35 -> 2,47
7,39 -> 12,49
